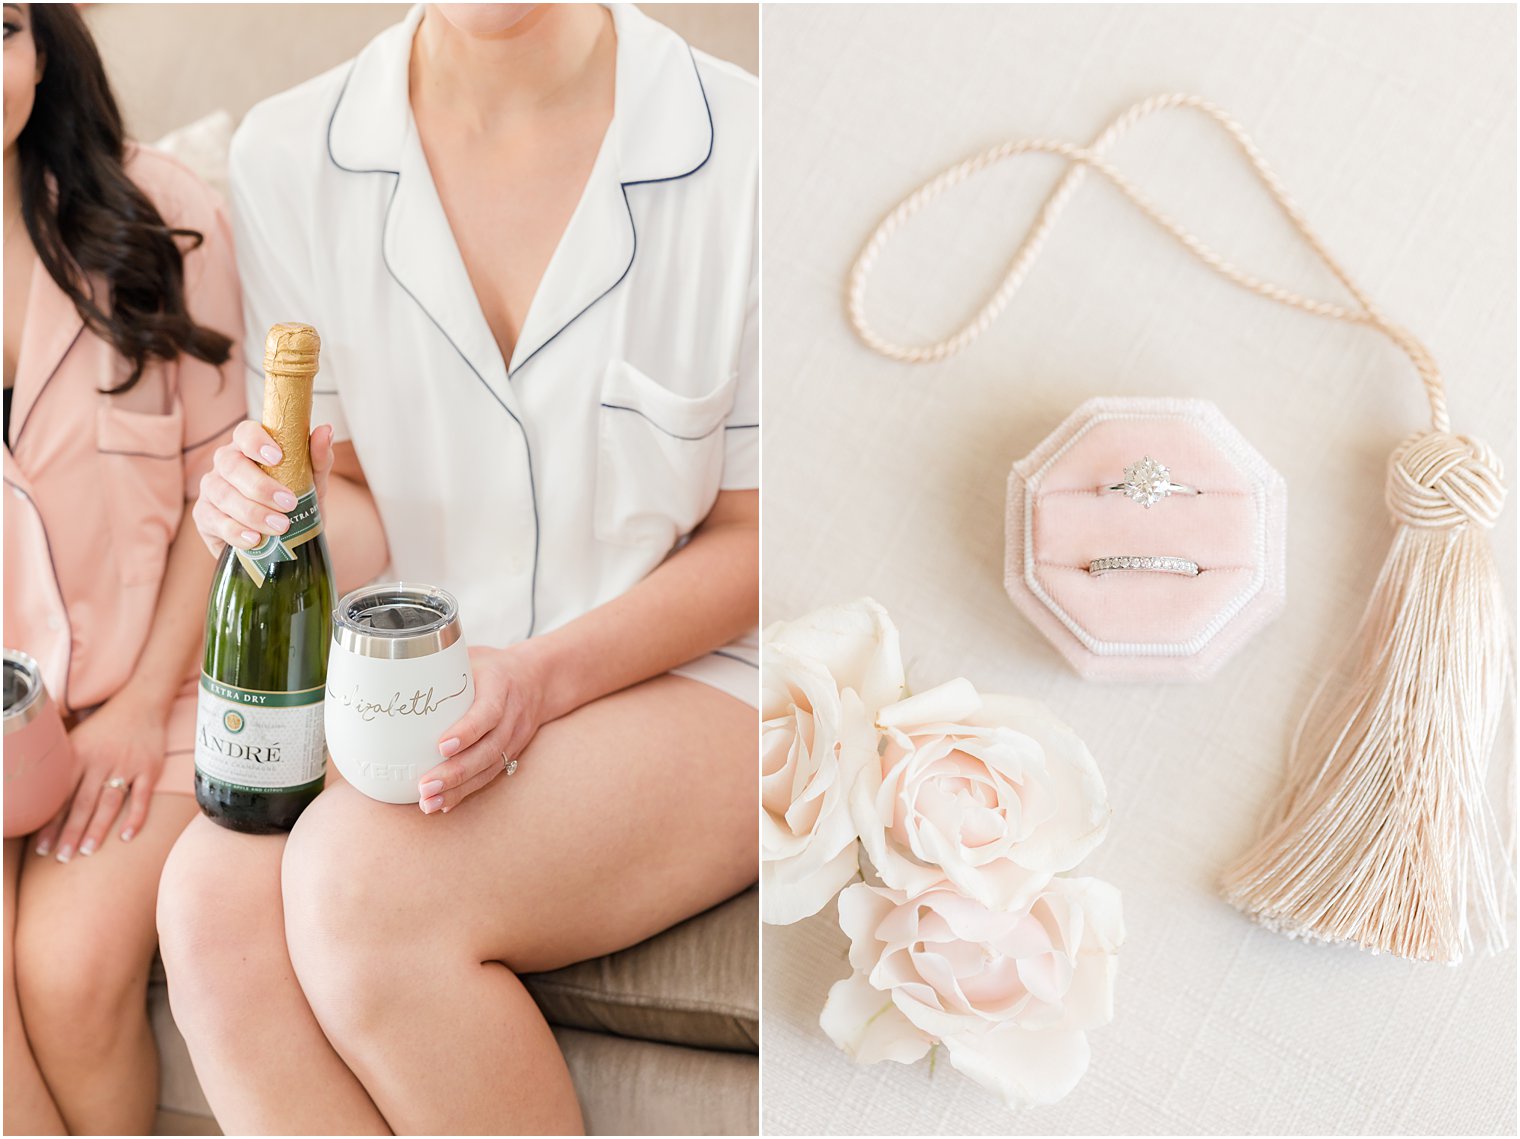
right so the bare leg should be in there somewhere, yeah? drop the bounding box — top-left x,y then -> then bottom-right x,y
156,814 -> 390,1136
13,791 -> 197,1135
282,675 -> 756,1136
4,838 -> 67,1136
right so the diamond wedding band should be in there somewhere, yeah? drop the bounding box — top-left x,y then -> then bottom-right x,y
1088,555 -> 1200,577
1104,457 -> 1200,507
103,776 -> 129,791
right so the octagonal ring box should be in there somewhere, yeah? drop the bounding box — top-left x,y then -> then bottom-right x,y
1004,397 -> 1286,682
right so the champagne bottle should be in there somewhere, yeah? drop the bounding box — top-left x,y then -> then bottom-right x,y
195,323 -> 335,833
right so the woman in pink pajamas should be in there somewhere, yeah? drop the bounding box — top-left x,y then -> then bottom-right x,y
2,5 -> 246,1133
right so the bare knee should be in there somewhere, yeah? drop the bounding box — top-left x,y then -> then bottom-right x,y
157,817 -> 285,1048
14,897 -> 150,1061
282,786 -> 445,1035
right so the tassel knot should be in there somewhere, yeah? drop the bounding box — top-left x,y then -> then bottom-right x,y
1386,432 -> 1506,531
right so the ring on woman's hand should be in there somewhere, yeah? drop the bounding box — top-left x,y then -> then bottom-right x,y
1088,555 -> 1200,577
502,754 -> 519,776
1104,457 -> 1200,507
103,776 -> 129,791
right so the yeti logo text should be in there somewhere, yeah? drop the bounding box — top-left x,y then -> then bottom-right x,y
359,761 -> 416,781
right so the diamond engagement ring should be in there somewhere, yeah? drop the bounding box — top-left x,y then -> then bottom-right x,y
502,754 -> 519,776
1088,555 -> 1200,577
103,777 -> 129,791
1104,457 -> 1200,507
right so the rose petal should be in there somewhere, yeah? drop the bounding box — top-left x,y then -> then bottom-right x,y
1040,878 -> 1125,1031
762,598 -> 906,714
920,889 -> 1027,944
760,842 -> 860,925
835,882 -> 897,971
942,1024 -> 1092,1109
892,983 -> 975,1040
1015,950 -> 1072,1006
957,954 -> 1028,1012
820,971 -> 932,1065
877,678 -> 981,730
970,696 -> 1110,872
761,682 -> 880,925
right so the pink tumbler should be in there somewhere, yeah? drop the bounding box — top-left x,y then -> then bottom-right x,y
4,650 -> 76,837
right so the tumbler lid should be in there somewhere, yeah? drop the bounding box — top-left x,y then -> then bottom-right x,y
333,583 -> 463,659
3,650 -> 46,731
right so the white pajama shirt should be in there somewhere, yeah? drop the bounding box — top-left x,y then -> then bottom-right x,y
228,4 -> 759,706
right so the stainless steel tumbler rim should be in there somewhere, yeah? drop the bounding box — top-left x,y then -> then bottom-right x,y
4,650 -> 46,733
332,583 -> 463,660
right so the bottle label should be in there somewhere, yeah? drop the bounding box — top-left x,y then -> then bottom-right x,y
195,674 -> 326,791
235,488 -> 323,586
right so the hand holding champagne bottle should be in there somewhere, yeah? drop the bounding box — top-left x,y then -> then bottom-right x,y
191,415 -> 337,558
194,324 -> 337,833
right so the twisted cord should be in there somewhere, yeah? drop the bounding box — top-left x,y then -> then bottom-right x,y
846,93 -> 1450,434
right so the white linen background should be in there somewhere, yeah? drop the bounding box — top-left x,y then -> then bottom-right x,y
759,4 -> 1516,1136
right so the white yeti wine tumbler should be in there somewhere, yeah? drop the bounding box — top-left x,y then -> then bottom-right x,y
324,584 -> 476,804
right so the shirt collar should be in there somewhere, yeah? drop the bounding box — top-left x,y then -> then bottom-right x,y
326,4 -> 712,185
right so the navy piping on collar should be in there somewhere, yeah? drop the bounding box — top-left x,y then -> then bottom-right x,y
3,477 -> 73,711
325,62 -> 542,638
10,324 -> 85,450
325,44 -> 717,641
506,46 -> 715,380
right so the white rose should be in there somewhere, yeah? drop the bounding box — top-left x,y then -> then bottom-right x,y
820,877 -> 1124,1108
854,680 -> 1109,911
761,599 -> 907,925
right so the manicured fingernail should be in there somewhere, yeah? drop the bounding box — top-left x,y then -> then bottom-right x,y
240,530 -> 259,547
273,490 -> 298,510
265,513 -> 288,533
260,445 -> 281,463
421,795 -> 444,814
419,780 -> 445,798
439,738 -> 460,757
55,845 -> 73,863
79,838 -> 96,856
120,828 -> 135,843
35,840 -> 50,856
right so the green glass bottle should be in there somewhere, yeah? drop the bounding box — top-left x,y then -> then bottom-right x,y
195,322 -> 335,833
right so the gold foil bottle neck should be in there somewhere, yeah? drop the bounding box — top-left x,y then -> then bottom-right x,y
264,322 -> 321,378
259,323 -> 320,495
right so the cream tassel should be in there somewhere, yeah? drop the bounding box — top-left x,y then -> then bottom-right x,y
1220,433 -> 1512,963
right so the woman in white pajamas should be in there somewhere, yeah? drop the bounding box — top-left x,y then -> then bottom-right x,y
155,5 -> 757,1133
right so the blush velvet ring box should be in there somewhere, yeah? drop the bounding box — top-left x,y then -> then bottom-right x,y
1004,397 -> 1286,682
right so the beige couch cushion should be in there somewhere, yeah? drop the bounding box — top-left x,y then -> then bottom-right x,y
152,1022 -> 758,1136
554,1026 -> 758,1136
524,887 -> 758,1053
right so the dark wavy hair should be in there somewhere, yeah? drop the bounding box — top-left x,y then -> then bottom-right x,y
16,4 -> 232,392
